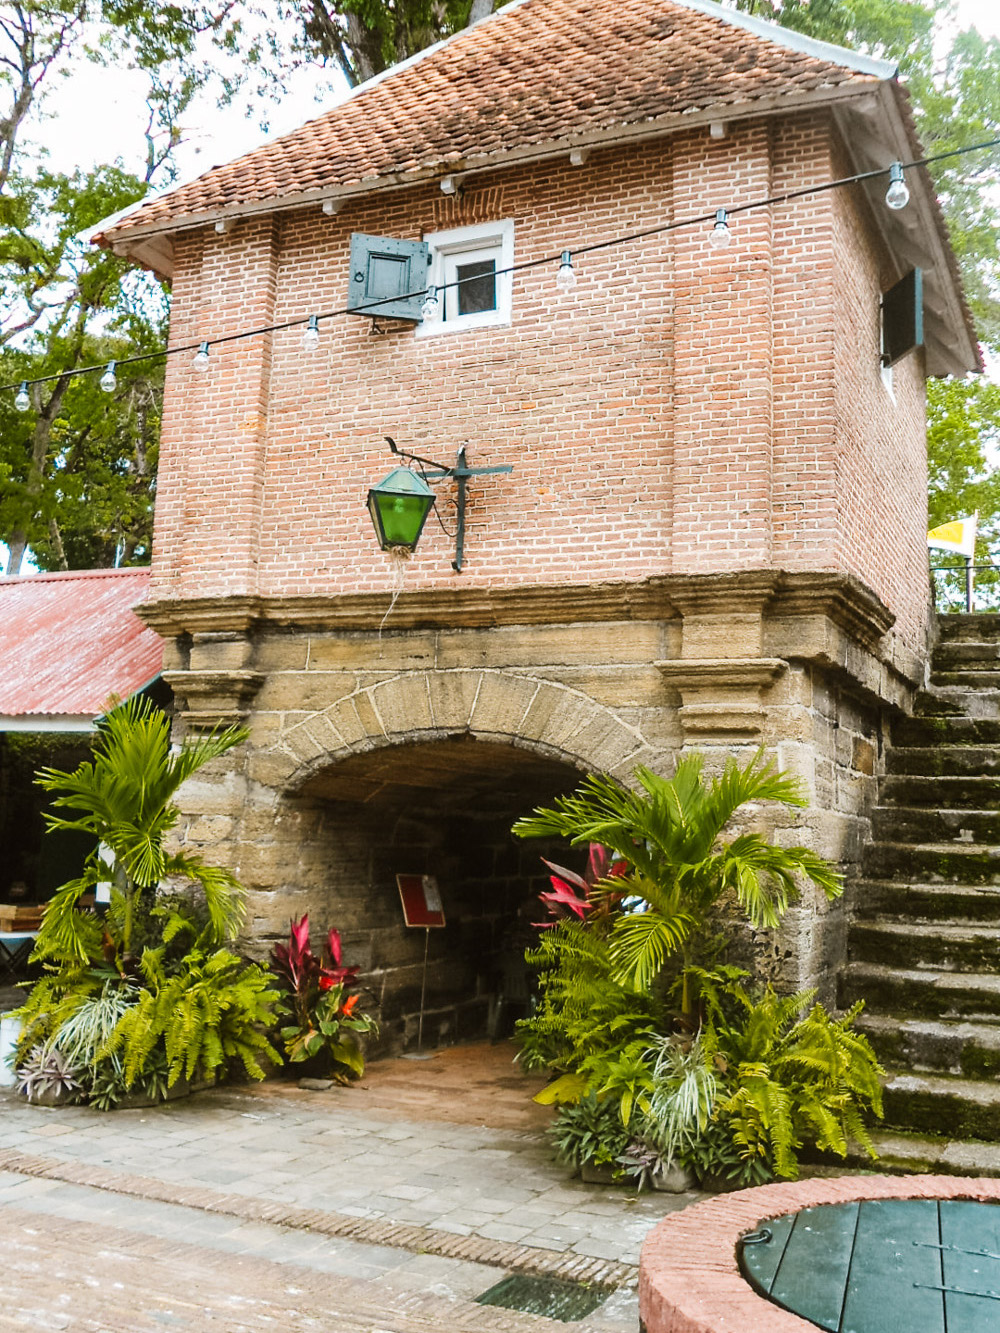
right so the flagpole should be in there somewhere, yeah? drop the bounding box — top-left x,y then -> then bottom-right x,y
966,556 -> 974,613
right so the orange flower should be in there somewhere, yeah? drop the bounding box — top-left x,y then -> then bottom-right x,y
340,994 -> 359,1017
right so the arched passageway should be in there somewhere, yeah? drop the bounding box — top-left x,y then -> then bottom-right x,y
286,735 -> 585,1053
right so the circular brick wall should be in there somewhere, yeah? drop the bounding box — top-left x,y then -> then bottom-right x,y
639,1174 -> 1000,1333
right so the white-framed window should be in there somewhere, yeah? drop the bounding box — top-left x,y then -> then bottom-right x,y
417,220 -> 514,336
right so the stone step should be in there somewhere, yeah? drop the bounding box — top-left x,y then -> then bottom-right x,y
923,688 -> 1000,720
930,669 -> 1000,689
871,805 -> 1000,844
881,1071 -> 1000,1140
885,745 -> 1000,777
863,841 -> 1000,885
880,773 -> 1000,809
857,1013 -> 1000,1079
914,692 -> 965,717
935,642 -> 1000,669
839,962 -> 1000,1021
936,614 -> 1000,643
892,714 -> 1000,747
856,1129 -> 1000,1177
848,920 -> 1000,972
853,878 -> 1000,924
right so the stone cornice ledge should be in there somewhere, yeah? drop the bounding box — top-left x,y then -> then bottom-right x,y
137,570 -> 896,641
654,658 -> 788,688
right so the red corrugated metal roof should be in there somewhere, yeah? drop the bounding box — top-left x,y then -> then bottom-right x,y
0,568 -> 163,721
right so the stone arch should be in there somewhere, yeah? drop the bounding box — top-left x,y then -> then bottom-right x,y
261,668 -> 655,793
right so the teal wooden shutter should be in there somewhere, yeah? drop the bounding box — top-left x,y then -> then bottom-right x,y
347,234 -> 430,322
881,268 -> 924,366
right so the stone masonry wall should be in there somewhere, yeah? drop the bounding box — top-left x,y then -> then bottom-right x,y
162,579 -> 899,1022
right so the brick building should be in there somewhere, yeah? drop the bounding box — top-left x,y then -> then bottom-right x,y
92,0 -> 978,1047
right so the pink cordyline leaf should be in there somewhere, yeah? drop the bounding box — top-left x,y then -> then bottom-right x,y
540,858 -> 589,894
290,914 -> 311,961
327,927 -> 342,968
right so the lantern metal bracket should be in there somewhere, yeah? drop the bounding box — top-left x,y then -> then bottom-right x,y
384,437 -> 513,572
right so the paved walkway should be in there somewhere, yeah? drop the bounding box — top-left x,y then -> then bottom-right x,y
0,1042 -> 703,1332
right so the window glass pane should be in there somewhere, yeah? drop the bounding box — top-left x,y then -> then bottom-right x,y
455,259 -> 496,316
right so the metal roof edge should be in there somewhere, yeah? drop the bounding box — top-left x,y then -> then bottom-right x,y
0,715 -> 97,733
668,0 -> 897,80
0,567 -> 151,586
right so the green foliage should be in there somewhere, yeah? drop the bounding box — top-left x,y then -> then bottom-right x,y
33,695 -> 248,964
515,753 -> 841,1011
927,376 -> 1000,609
111,944 -> 281,1087
700,978 -> 884,1179
515,755 -> 882,1185
11,696 -> 285,1109
516,919 -> 662,1075
548,1093 -> 631,1169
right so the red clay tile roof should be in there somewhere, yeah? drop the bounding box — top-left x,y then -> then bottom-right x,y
0,569 -> 163,722
97,0 -> 888,240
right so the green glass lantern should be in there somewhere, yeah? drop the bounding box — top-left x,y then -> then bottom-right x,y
367,465 -> 436,552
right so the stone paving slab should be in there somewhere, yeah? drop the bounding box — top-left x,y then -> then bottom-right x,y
0,1042 -> 702,1331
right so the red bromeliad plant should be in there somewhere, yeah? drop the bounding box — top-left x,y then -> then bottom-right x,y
537,844 -> 629,927
270,915 -> 377,1080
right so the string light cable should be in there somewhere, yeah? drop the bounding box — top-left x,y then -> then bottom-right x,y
5,134 -> 999,402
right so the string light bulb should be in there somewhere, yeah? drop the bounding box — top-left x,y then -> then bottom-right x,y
556,251 -> 576,291
302,315 -> 320,351
99,360 -> 117,393
15,381 -> 29,412
885,162 -> 910,211
192,341 -> 210,372
420,285 -> 440,321
709,209 -> 733,248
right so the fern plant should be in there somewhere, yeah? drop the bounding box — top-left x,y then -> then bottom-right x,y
700,979 -> 884,1179
110,943 -> 282,1088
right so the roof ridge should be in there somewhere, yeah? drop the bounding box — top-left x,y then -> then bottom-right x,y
667,0 -> 897,80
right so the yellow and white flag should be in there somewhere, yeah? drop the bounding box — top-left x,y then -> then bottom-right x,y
928,512 -> 978,559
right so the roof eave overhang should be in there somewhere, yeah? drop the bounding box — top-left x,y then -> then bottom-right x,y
95,79 -> 877,265
832,80 -> 981,377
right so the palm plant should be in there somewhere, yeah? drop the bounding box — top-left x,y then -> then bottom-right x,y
33,695 -> 248,965
513,751 -> 842,1020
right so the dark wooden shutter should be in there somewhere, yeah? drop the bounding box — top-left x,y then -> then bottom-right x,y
347,234 -> 430,322
882,268 -> 924,367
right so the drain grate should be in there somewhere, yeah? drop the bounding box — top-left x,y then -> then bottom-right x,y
475,1274 -> 608,1322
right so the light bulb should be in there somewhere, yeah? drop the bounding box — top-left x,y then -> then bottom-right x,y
556,250 -> 576,291
192,341 -> 210,372
99,360 -> 117,393
885,162 -> 910,211
420,286 -> 440,321
302,315 -> 320,351
14,382 -> 29,412
709,209 -> 733,248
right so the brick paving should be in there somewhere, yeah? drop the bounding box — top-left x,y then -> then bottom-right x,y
0,1042 -> 701,1331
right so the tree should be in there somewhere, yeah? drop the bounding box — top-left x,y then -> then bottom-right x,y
0,1 -> 232,574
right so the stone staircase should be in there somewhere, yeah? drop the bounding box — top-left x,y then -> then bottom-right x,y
840,613 -> 1000,1174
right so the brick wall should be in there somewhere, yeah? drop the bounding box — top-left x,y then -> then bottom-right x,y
150,111 -> 930,655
